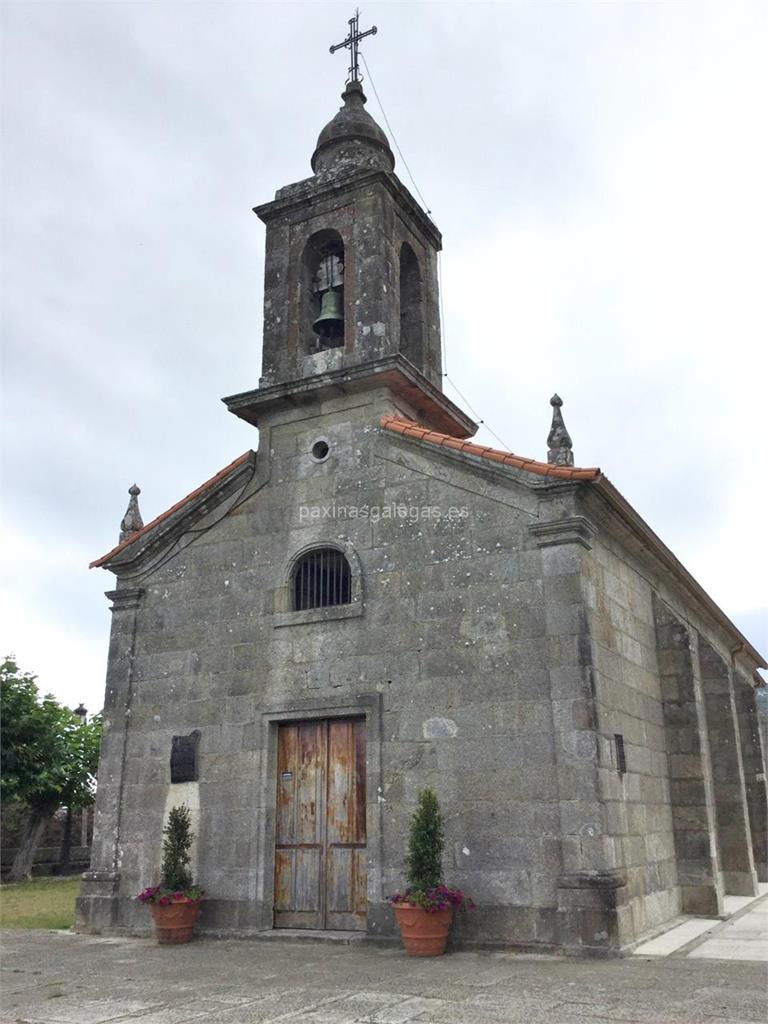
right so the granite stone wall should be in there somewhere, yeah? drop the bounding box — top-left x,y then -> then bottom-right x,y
80,390 -> 568,948
734,675 -> 768,882
575,491 -> 763,943
699,639 -> 759,897
651,599 -> 722,916
76,391 -> 765,953
581,532 -> 680,942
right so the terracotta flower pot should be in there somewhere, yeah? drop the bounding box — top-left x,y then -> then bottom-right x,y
394,904 -> 453,957
149,899 -> 200,945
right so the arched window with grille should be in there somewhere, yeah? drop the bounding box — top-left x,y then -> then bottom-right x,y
293,547 -> 352,611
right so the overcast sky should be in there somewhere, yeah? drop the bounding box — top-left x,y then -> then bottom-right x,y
2,0 -> 766,713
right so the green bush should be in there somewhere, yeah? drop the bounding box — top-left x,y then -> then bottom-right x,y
406,787 -> 445,893
160,805 -> 194,891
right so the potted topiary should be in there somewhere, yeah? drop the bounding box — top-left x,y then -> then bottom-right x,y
137,804 -> 204,945
388,787 -> 475,956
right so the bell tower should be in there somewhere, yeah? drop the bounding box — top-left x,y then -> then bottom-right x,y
254,76 -> 443,388
224,15 -> 475,440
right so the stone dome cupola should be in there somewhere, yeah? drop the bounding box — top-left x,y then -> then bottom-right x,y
311,80 -> 395,175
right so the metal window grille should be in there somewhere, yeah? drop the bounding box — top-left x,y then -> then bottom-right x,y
293,548 -> 351,611
614,733 -> 627,774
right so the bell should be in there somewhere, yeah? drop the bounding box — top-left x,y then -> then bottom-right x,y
313,289 -> 344,340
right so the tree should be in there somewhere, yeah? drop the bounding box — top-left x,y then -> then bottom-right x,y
0,656 -> 102,881
406,787 -> 445,893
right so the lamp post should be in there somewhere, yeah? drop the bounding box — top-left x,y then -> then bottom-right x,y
74,705 -> 89,850
58,703 -> 89,874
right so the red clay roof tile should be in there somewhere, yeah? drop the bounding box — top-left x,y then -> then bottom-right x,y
380,415 -> 601,482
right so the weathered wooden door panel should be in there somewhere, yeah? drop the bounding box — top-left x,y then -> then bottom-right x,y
325,719 -> 367,930
325,847 -> 367,930
274,717 -> 366,931
274,721 -> 325,928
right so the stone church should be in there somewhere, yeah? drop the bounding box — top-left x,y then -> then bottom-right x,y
76,64 -> 767,955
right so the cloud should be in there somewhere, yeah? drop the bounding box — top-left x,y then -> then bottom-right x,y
2,2 -> 766,709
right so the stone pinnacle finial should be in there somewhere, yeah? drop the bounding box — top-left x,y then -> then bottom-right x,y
119,483 -> 144,542
547,394 -> 574,467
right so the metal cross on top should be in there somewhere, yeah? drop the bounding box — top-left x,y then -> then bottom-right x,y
330,9 -> 377,83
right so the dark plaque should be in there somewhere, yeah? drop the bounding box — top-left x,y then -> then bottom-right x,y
170,730 -> 201,783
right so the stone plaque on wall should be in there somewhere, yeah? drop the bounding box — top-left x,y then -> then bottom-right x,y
170,730 -> 201,784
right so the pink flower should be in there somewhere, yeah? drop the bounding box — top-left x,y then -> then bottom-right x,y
388,884 -> 475,913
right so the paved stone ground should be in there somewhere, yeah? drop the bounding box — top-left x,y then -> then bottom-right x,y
2,929 -> 767,1024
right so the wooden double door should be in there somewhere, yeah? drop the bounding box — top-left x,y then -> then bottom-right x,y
274,718 -> 367,931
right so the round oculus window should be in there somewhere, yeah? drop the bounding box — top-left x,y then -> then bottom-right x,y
311,439 -> 330,462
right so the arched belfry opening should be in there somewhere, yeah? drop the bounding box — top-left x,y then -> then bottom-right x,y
301,229 -> 345,353
399,242 -> 424,371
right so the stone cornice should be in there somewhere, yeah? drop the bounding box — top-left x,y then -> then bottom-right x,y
529,516 -> 598,550
253,169 -> 442,250
105,588 -> 144,611
222,355 -> 477,439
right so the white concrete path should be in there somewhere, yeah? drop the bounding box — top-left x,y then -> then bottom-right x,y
634,884 -> 768,961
